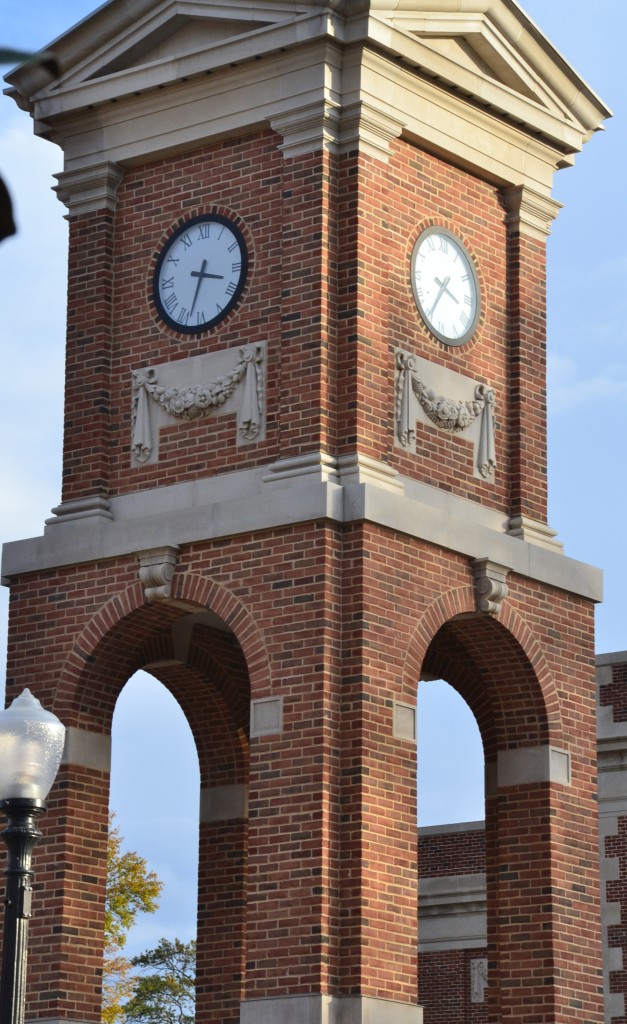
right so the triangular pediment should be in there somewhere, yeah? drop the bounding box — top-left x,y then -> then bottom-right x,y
406,31 -> 538,101
88,16 -> 274,81
368,6 -> 598,131
51,2 -> 301,91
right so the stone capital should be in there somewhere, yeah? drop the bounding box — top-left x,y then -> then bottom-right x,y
54,161 -> 124,216
503,184 -> 562,241
270,100 -> 342,159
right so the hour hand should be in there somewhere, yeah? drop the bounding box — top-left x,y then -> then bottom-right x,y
429,275 -> 450,318
189,259 -> 224,315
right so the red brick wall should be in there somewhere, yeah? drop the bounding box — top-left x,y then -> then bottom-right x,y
5,529 -> 602,1020
419,951 -> 488,1024
601,658 -> 627,1024
338,146 -> 513,513
600,661 -> 627,722
418,829 -> 488,1022
419,828 -> 486,879
59,135 -> 546,520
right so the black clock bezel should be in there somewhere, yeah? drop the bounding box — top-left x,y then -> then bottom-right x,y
410,226 -> 481,347
152,213 -> 249,335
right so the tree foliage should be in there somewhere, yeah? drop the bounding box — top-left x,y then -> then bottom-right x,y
122,938 -> 196,1024
102,815 -> 163,1024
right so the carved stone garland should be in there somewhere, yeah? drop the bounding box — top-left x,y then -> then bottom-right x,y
396,352 -> 496,479
131,344 -> 264,464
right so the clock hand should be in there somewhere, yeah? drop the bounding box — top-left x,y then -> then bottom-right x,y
440,278 -> 459,305
430,276 -> 460,320
189,260 -> 225,315
429,275 -> 451,318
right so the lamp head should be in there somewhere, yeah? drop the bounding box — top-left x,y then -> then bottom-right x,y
0,689 -> 65,803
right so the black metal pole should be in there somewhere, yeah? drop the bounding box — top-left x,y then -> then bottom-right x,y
0,799 -> 45,1024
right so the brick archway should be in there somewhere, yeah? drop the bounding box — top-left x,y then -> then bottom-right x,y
409,591 -> 590,1024
26,571 -> 269,1023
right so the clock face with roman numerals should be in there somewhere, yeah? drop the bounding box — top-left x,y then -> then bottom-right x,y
410,227 -> 480,346
153,214 -> 248,334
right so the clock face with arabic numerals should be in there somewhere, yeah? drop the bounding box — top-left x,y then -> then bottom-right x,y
410,227 -> 480,346
153,214 -> 248,334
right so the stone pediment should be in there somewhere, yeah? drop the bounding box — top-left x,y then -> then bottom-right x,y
6,2 -> 324,96
363,3 -> 608,141
85,16 -> 275,81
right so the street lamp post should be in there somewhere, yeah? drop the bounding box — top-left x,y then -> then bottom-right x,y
0,689 -> 65,1024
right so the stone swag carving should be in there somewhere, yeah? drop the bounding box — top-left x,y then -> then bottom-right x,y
396,351 -> 496,479
131,344 -> 264,464
470,958 -> 488,1003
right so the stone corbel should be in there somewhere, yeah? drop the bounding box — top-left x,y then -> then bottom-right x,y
137,546 -> 179,602
472,558 -> 510,615
54,161 -> 125,217
503,185 -> 562,242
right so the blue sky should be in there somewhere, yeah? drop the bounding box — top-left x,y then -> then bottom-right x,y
1,0 -> 626,952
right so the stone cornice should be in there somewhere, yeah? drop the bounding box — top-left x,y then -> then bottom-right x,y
1,456 -> 602,603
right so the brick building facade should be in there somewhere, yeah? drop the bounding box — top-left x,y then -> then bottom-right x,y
2,2 -> 611,1022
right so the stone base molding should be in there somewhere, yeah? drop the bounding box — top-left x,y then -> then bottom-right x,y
506,514 -> 563,552
46,495 -> 113,526
240,995 -> 423,1024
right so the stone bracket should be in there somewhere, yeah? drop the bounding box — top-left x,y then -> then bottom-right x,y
472,557 -> 510,615
137,545 -> 179,602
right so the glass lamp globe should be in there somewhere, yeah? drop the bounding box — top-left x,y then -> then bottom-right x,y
0,689 -> 65,802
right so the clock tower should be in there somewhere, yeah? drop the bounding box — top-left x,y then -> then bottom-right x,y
4,2 -> 609,1023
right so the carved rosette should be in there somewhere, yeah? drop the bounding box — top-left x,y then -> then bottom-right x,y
472,558 -> 510,616
137,546 -> 179,603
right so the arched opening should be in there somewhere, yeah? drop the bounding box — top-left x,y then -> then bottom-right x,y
32,593 -> 256,1024
416,611 -> 561,1023
109,670 -> 200,956
417,678 -> 484,828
